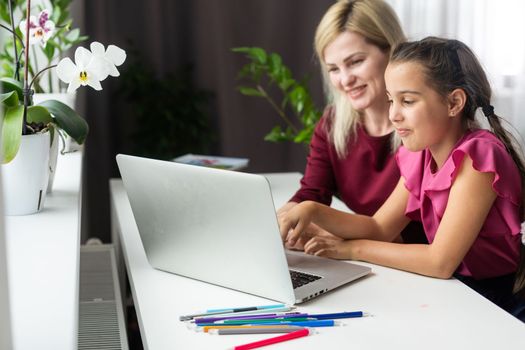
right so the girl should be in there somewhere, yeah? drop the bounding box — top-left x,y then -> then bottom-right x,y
277,0 -> 426,246
279,37 -> 525,321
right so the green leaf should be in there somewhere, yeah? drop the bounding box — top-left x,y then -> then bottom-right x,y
0,91 -> 19,107
1,105 -> 24,164
0,78 -> 24,103
65,28 -> 80,42
289,86 -> 306,114
52,6 -> 62,23
234,47 -> 268,65
27,106 -> 53,124
249,47 -> 267,64
269,53 -> 282,75
76,35 -> 89,43
264,125 -> 291,143
293,127 -> 313,145
238,86 -> 265,97
36,100 -> 89,144
231,47 -> 251,54
43,42 -> 57,60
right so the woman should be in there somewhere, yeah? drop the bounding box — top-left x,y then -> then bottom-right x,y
278,0 -> 425,246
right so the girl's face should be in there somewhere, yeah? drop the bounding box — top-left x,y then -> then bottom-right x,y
323,31 -> 389,112
385,61 -> 457,154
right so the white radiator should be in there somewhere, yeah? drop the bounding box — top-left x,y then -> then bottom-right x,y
79,244 -> 129,350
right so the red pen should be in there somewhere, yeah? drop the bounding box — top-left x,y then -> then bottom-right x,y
232,328 -> 311,350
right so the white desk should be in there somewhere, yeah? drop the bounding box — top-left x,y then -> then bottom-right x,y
110,173 -> 525,350
6,152 -> 82,350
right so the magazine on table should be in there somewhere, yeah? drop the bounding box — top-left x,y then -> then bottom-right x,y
172,154 -> 249,171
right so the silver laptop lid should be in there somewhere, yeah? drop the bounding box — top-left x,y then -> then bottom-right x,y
117,154 -> 296,304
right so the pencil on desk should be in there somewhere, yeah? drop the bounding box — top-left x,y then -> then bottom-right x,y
199,325 -> 298,333
198,319 -> 342,328
193,312 -> 304,324
209,326 -> 305,335
180,306 -> 295,321
232,328 -> 311,350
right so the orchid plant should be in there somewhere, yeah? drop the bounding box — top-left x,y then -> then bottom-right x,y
0,0 -> 126,164
1,0 -> 88,92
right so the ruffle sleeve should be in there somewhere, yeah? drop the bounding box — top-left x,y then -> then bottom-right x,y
395,147 -> 425,221
425,130 -> 522,236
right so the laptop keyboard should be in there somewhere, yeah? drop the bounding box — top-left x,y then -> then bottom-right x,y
289,270 -> 322,289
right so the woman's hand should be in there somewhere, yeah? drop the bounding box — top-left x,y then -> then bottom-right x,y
278,201 -> 317,246
304,236 -> 357,260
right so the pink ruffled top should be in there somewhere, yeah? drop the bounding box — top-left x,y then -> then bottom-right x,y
396,129 -> 522,279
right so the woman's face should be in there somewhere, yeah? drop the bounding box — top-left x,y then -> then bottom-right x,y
323,31 -> 389,111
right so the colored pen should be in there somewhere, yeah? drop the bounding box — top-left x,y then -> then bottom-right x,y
200,325 -> 299,333
179,305 -> 294,321
194,312 -> 305,324
218,317 -> 314,325
209,326 -> 305,335
232,328 -> 311,350
198,319 -> 341,327
206,304 -> 285,313
307,311 -> 367,319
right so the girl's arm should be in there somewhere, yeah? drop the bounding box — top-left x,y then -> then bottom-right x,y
279,176 -> 411,244
305,155 -> 497,279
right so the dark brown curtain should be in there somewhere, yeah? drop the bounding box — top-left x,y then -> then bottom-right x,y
75,0 -> 334,243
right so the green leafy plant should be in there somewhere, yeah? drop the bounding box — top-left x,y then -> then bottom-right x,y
1,76 -> 87,163
116,50 -> 214,160
232,47 -> 322,145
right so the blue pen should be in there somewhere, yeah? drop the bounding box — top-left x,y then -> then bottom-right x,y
308,311 -> 366,319
206,304 -> 285,313
246,320 -> 341,327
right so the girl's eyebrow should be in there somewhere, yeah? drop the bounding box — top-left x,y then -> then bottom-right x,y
388,90 -> 423,95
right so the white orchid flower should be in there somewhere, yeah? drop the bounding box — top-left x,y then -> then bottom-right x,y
89,42 -> 127,80
56,46 -> 107,93
19,10 -> 55,46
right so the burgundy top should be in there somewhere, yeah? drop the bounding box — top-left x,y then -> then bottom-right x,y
289,108 -> 426,243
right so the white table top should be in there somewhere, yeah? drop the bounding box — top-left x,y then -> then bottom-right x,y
6,152 -> 82,350
110,173 -> 525,350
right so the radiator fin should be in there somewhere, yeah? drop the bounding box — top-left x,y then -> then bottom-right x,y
78,245 -> 129,350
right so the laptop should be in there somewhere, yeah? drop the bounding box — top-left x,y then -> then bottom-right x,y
116,154 -> 371,304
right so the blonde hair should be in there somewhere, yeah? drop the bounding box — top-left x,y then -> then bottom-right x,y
314,0 -> 405,158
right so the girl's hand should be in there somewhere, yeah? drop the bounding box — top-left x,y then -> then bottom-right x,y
284,223 -> 342,251
278,201 -> 317,245
304,236 -> 356,260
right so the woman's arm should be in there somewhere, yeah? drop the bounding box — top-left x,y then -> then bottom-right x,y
305,155 -> 497,279
279,177 -> 411,244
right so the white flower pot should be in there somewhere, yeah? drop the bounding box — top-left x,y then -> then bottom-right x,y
33,92 -> 77,193
1,132 -> 50,215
